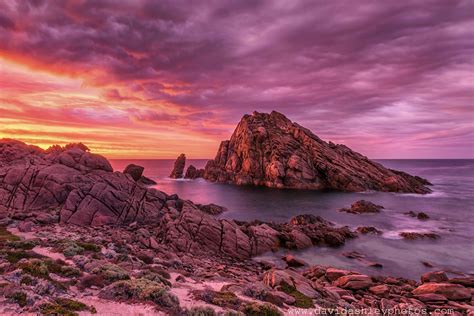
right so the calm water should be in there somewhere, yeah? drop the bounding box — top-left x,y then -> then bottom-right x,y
110,159 -> 474,279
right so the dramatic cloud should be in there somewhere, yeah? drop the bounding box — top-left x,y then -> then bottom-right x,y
0,0 -> 472,158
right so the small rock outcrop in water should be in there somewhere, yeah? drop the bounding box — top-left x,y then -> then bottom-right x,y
399,232 -> 440,240
340,200 -> 384,214
184,165 -> 205,179
202,111 -> 431,193
170,153 -> 186,178
405,211 -> 430,220
123,163 -> 157,185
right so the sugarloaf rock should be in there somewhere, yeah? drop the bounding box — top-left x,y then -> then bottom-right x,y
203,111 -> 431,193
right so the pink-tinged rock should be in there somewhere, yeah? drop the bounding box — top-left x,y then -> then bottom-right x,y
421,271 -> 449,283
123,164 -> 144,181
326,268 -> 352,282
170,154 -> 186,178
333,274 -> 374,290
203,111 -> 431,193
149,237 -> 159,249
263,268 -> 319,298
282,255 -> 307,268
412,283 -> 471,301
369,284 -> 390,297
415,293 -> 448,302
18,220 -> 34,232
287,229 -> 313,249
340,200 -> 384,214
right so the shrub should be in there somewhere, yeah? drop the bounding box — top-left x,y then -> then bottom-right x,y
278,281 -> 314,308
197,290 -> 242,310
186,306 -> 216,316
99,278 -> 179,309
20,259 -> 49,278
7,239 -> 38,250
8,291 -> 27,307
40,298 -> 96,315
4,250 -> 43,263
20,275 -> 34,285
76,242 -> 101,252
0,226 -> 20,243
92,263 -> 130,282
242,302 -> 282,316
63,243 -> 85,258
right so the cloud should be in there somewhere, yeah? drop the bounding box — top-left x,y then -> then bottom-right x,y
0,0 -> 472,158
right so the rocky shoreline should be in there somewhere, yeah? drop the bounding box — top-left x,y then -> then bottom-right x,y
0,139 -> 472,315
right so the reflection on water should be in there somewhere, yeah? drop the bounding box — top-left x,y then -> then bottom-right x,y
110,159 -> 474,279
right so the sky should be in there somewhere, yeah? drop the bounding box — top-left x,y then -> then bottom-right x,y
0,0 -> 473,159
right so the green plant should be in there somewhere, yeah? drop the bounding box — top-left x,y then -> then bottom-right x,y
0,226 -> 20,243
39,298 -> 96,315
20,275 -> 33,285
278,281 -> 314,308
100,278 -> 179,308
9,291 -> 27,307
92,263 -> 130,282
76,242 -> 101,252
186,306 -> 216,316
4,250 -> 43,263
242,302 -> 282,316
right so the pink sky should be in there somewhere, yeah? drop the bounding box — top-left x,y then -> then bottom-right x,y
0,0 -> 473,158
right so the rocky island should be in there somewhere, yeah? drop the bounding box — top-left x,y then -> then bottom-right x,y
195,111 -> 432,193
0,139 -> 471,315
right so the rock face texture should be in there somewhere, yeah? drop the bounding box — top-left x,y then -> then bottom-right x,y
123,163 -> 157,185
340,200 -> 384,214
203,111 -> 431,193
184,165 -> 204,179
0,139 -> 354,259
169,154 -> 186,179
0,139 -> 168,226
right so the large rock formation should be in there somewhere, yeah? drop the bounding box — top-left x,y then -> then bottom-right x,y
0,139 -> 353,259
0,139 -> 167,226
203,111 -> 431,193
170,154 -> 186,179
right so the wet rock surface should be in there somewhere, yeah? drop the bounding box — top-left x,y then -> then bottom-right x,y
201,111 -> 431,193
340,200 -> 384,214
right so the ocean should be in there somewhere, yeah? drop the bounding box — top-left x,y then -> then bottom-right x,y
110,159 -> 474,279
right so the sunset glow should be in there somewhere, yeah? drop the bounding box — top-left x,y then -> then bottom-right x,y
0,0 -> 473,158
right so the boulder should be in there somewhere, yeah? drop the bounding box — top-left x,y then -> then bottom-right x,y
399,232 -> 440,240
404,211 -> 430,220
169,154 -> 186,178
263,268 -> 319,298
196,203 -> 228,215
333,274 -> 374,290
412,283 -> 471,301
369,284 -> 390,297
340,200 -> 384,214
325,268 -> 352,282
202,111 -> 431,193
282,255 -> 307,268
421,271 -> 449,283
123,164 -> 144,181
356,226 -> 382,234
